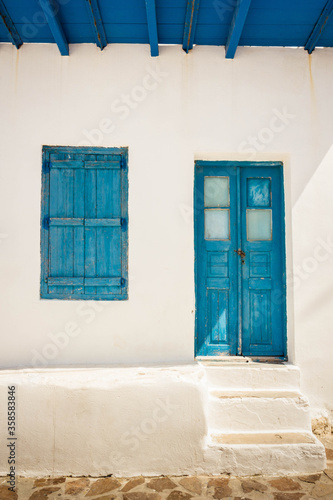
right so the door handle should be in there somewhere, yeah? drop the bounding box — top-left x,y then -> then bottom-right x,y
234,249 -> 246,264
234,249 -> 246,258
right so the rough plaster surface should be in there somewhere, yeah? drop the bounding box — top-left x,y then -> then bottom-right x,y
0,364 -> 326,476
2,446 -> 333,500
312,416 -> 332,436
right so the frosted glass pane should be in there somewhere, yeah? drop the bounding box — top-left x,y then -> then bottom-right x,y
205,209 -> 230,240
247,210 -> 272,241
204,177 -> 229,207
247,178 -> 271,207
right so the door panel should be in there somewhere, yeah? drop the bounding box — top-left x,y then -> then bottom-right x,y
241,167 -> 285,356
195,162 -> 286,358
195,165 -> 238,356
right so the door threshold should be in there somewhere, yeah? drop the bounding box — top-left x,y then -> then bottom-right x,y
250,356 -> 287,364
196,356 -> 287,364
196,356 -> 253,363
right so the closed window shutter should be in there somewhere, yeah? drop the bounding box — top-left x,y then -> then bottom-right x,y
41,147 -> 128,300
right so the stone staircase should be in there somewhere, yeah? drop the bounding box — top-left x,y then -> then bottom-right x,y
201,361 -> 326,476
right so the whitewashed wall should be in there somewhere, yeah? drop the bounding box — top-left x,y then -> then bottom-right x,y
0,44 -> 333,420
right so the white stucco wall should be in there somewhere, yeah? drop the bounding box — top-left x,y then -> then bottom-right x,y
0,43 -> 333,419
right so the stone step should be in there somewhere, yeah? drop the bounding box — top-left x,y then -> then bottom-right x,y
201,362 -> 300,390
205,432 -> 326,476
208,390 -> 311,432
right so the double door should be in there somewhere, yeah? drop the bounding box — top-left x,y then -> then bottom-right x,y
194,162 -> 286,357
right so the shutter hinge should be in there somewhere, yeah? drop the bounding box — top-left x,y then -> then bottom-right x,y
43,160 -> 50,173
121,218 -> 127,229
121,278 -> 126,286
42,217 -> 50,229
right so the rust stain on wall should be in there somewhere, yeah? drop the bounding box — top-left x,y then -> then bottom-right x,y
14,48 -> 20,94
308,53 -> 316,107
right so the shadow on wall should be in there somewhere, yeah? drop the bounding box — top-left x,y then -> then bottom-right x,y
292,143 -> 333,413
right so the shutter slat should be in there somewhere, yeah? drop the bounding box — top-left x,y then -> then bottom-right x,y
73,168 -> 85,294
61,168 -> 74,294
49,218 -> 121,227
108,170 -> 122,285
49,218 -> 84,226
47,277 -> 84,286
85,218 -> 121,227
85,161 -> 120,169
49,168 -> 60,294
50,160 -> 120,169
50,160 -> 84,169
85,277 -> 121,287
97,166 -> 114,294
47,277 -> 121,287
85,165 -> 97,294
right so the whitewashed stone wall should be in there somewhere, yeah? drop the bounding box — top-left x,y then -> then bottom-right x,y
0,43 -> 332,423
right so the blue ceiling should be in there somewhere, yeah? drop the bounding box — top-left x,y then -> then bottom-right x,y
0,0 -> 333,58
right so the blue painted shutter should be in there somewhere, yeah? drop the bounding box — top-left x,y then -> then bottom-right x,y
41,147 -> 128,300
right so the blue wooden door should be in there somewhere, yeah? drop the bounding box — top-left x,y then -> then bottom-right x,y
195,162 -> 286,357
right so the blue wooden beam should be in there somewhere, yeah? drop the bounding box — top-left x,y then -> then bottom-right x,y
145,0 -> 159,57
225,0 -> 252,59
183,0 -> 200,53
39,0 -> 69,56
305,0 -> 333,54
84,0 -> 107,50
0,0 -> 22,49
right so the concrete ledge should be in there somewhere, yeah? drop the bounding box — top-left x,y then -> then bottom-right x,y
208,390 -> 311,432
206,432 -> 326,476
0,364 -> 325,477
0,364 -> 208,477
202,362 -> 300,390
